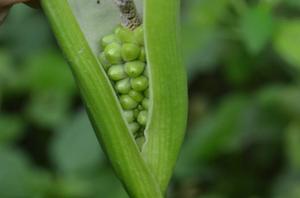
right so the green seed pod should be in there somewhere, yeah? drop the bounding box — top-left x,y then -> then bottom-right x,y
134,26 -> 144,46
107,65 -> 127,81
98,52 -> 111,71
124,61 -> 145,78
104,42 -> 122,64
115,78 -> 131,94
137,110 -> 148,126
120,95 -> 138,110
129,122 -> 140,133
101,34 -> 120,49
131,76 -> 148,91
128,90 -> 144,102
123,110 -> 135,123
136,135 -> 145,150
142,98 -> 149,110
144,88 -> 150,98
115,26 -> 135,43
143,66 -> 148,77
121,43 -> 141,62
139,48 -> 146,62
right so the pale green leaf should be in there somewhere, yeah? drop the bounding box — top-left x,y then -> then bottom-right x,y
274,20 -> 300,69
50,110 -> 104,175
240,5 -> 274,54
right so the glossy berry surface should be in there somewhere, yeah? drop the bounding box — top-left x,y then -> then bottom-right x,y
99,25 -> 149,138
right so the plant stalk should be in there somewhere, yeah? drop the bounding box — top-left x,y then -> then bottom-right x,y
40,0 -> 163,197
113,0 -> 141,29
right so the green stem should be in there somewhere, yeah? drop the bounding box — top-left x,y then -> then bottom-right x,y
143,0 -> 188,192
41,0 -> 163,197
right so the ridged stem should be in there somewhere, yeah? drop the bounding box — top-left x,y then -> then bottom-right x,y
41,0 -> 163,197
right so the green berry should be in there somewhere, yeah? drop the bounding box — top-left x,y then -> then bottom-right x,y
115,78 -> 131,94
120,95 -> 138,110
142,98 -> 149,110
137,110 -> 148,126
104,42 -> 122,64
128,90 -> 144,102
139,48 -> 146,62
107,65 -> 127,81
131,76 -> 148,91
123,110 -> 135,123
129,122 -> 140,133
115,26 -> 135,43
134,26 -> 144,45
98,52 -> 111,70
125,61 -> 145,77
101,34 -> 119,49
121,43 -> 141,61
144,88 -> 150,98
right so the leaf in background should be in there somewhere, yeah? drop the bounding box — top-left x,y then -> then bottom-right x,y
285,121 -> 300,171
224,48 -> 254,87
22,50 -> 75,95
0,50 -> 22,93
0,114 -> 25,144
0,146 -> 52,198
49,168 -> 128,198
272,173 -> 300,198
0,50 -> 13,89
274,20 -> 300,70
240,5 -> 274,54
49,110 -> 129,197
0,5 -> 52,58
182,0 -> 231,76
25,92 -> 71,128
284,0 -> 300,8
50,110 -> 104,176
175,95 -> 250,178
258,85 -> 300,119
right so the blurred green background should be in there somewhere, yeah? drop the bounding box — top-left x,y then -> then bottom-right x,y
1,0 -> 300,197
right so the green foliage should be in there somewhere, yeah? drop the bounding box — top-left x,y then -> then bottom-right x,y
274,20 -> 300,69
239,5 -> 274,54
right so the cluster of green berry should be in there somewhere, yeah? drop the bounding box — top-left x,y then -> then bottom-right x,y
98,25 -> 149,139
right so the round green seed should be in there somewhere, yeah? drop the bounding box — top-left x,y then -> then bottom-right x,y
120,95 -> 138,110
123,110 -> 135,123
142,98 -> 149,110
124,61 -> 145,78
134,26 -> 144,45
104,42 -> 122,64
98,52 -> 111,70
101,34 -> 120,49
107,65 -> 127,81
129,122 -> 140,133
128,90 -> 144,102
115,26 -> 135,43
121,43 -> 141,61
137,110 -> 148,126
139,48 -> 146,62
115,78 -> 131,94
131,76 -> 148,91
